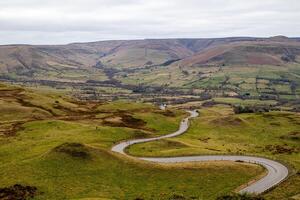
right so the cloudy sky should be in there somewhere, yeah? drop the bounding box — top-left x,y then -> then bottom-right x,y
0,0 -> 300,44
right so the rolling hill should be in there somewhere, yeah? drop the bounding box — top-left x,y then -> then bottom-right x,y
0,36 -> 299,107
1,37 -> 299,76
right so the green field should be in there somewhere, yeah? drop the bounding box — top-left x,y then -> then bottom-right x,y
0,121 -> 263,199
117,64 -> 300,105
127,105 -> 300,199
0,83 -> 267,200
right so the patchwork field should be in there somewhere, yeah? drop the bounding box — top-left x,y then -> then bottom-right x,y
117,64 -> 300,103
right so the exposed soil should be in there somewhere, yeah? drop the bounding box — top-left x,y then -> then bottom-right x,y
54,143 -> 91,159
0,184 -> 37,200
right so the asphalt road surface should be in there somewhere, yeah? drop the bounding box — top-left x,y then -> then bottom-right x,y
111,110 -> 289,194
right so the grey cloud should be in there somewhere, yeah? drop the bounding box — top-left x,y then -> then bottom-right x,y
0,0 -> 299,44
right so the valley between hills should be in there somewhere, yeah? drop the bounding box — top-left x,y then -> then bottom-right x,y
0,36 -> 299,200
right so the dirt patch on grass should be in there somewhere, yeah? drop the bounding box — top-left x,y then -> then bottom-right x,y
54,143 -> 91,159
264,144 -> 300,154
102,116 -> 122,123
0,122 -> 25,137
0,184 -> 37,200
102,113 -> 146,129
211,116 -> 245,126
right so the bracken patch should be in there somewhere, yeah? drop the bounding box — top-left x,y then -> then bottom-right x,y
264,144 -> 300,154
280,131 -> 300,141
211,116 -> 245,126
102,113 -> 147,129
0,184 -> 37,200
54,142 -> 91,159
216,193 -> 265,200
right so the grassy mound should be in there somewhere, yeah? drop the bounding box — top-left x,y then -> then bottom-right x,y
54,143 -> 91,159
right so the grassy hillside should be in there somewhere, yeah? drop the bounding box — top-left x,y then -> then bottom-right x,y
0,83 -> 265,199
0,37 -> 299,109
0,121 -> 263,200
118,63 -> 300,104
127,104 -> 300,199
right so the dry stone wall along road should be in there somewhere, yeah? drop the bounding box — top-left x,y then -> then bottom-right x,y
111,110 -> 289,194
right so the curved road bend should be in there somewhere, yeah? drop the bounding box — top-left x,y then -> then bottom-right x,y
111,110 -> 289,194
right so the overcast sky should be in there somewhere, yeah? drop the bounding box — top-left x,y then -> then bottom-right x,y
0,0 -> 300,45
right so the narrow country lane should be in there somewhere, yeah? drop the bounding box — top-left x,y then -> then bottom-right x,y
111,110 -> 289,194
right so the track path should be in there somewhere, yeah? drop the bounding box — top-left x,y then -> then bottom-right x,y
111,110 -> 289,194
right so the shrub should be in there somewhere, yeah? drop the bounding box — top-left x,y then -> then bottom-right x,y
233,105 -> 270,114
216,193 -> 265,200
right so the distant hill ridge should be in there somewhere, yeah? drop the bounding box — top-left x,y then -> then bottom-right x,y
0,36 -> 300,81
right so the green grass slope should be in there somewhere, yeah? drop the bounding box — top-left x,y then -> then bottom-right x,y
127,105 -> 300,199
0,83 -> 265,199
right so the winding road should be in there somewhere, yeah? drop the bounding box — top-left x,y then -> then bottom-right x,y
111,110 -> 289,194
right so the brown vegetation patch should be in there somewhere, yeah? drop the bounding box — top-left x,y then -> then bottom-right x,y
58,114 -> 97,121
201,100 -> 218,107
211,116 -> 245,126
0,88 -> 24,98
280,131 -> 300,141
155,110 -> 176,117
0,122 -> 25,137
163,140 -> 188,148
102,113 -> 146,129
131,130 -> 150,138
103,116 -> 123,123
264,144 -> 300,154
205,147 -> 221,152
216,193 -> 265,200
0,184 -> 37,200
262,112 -> 294,120
54,143 -> 91,159
245,52 -> 280,65
198,137 -> 211,143
17,98 -> 56,116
